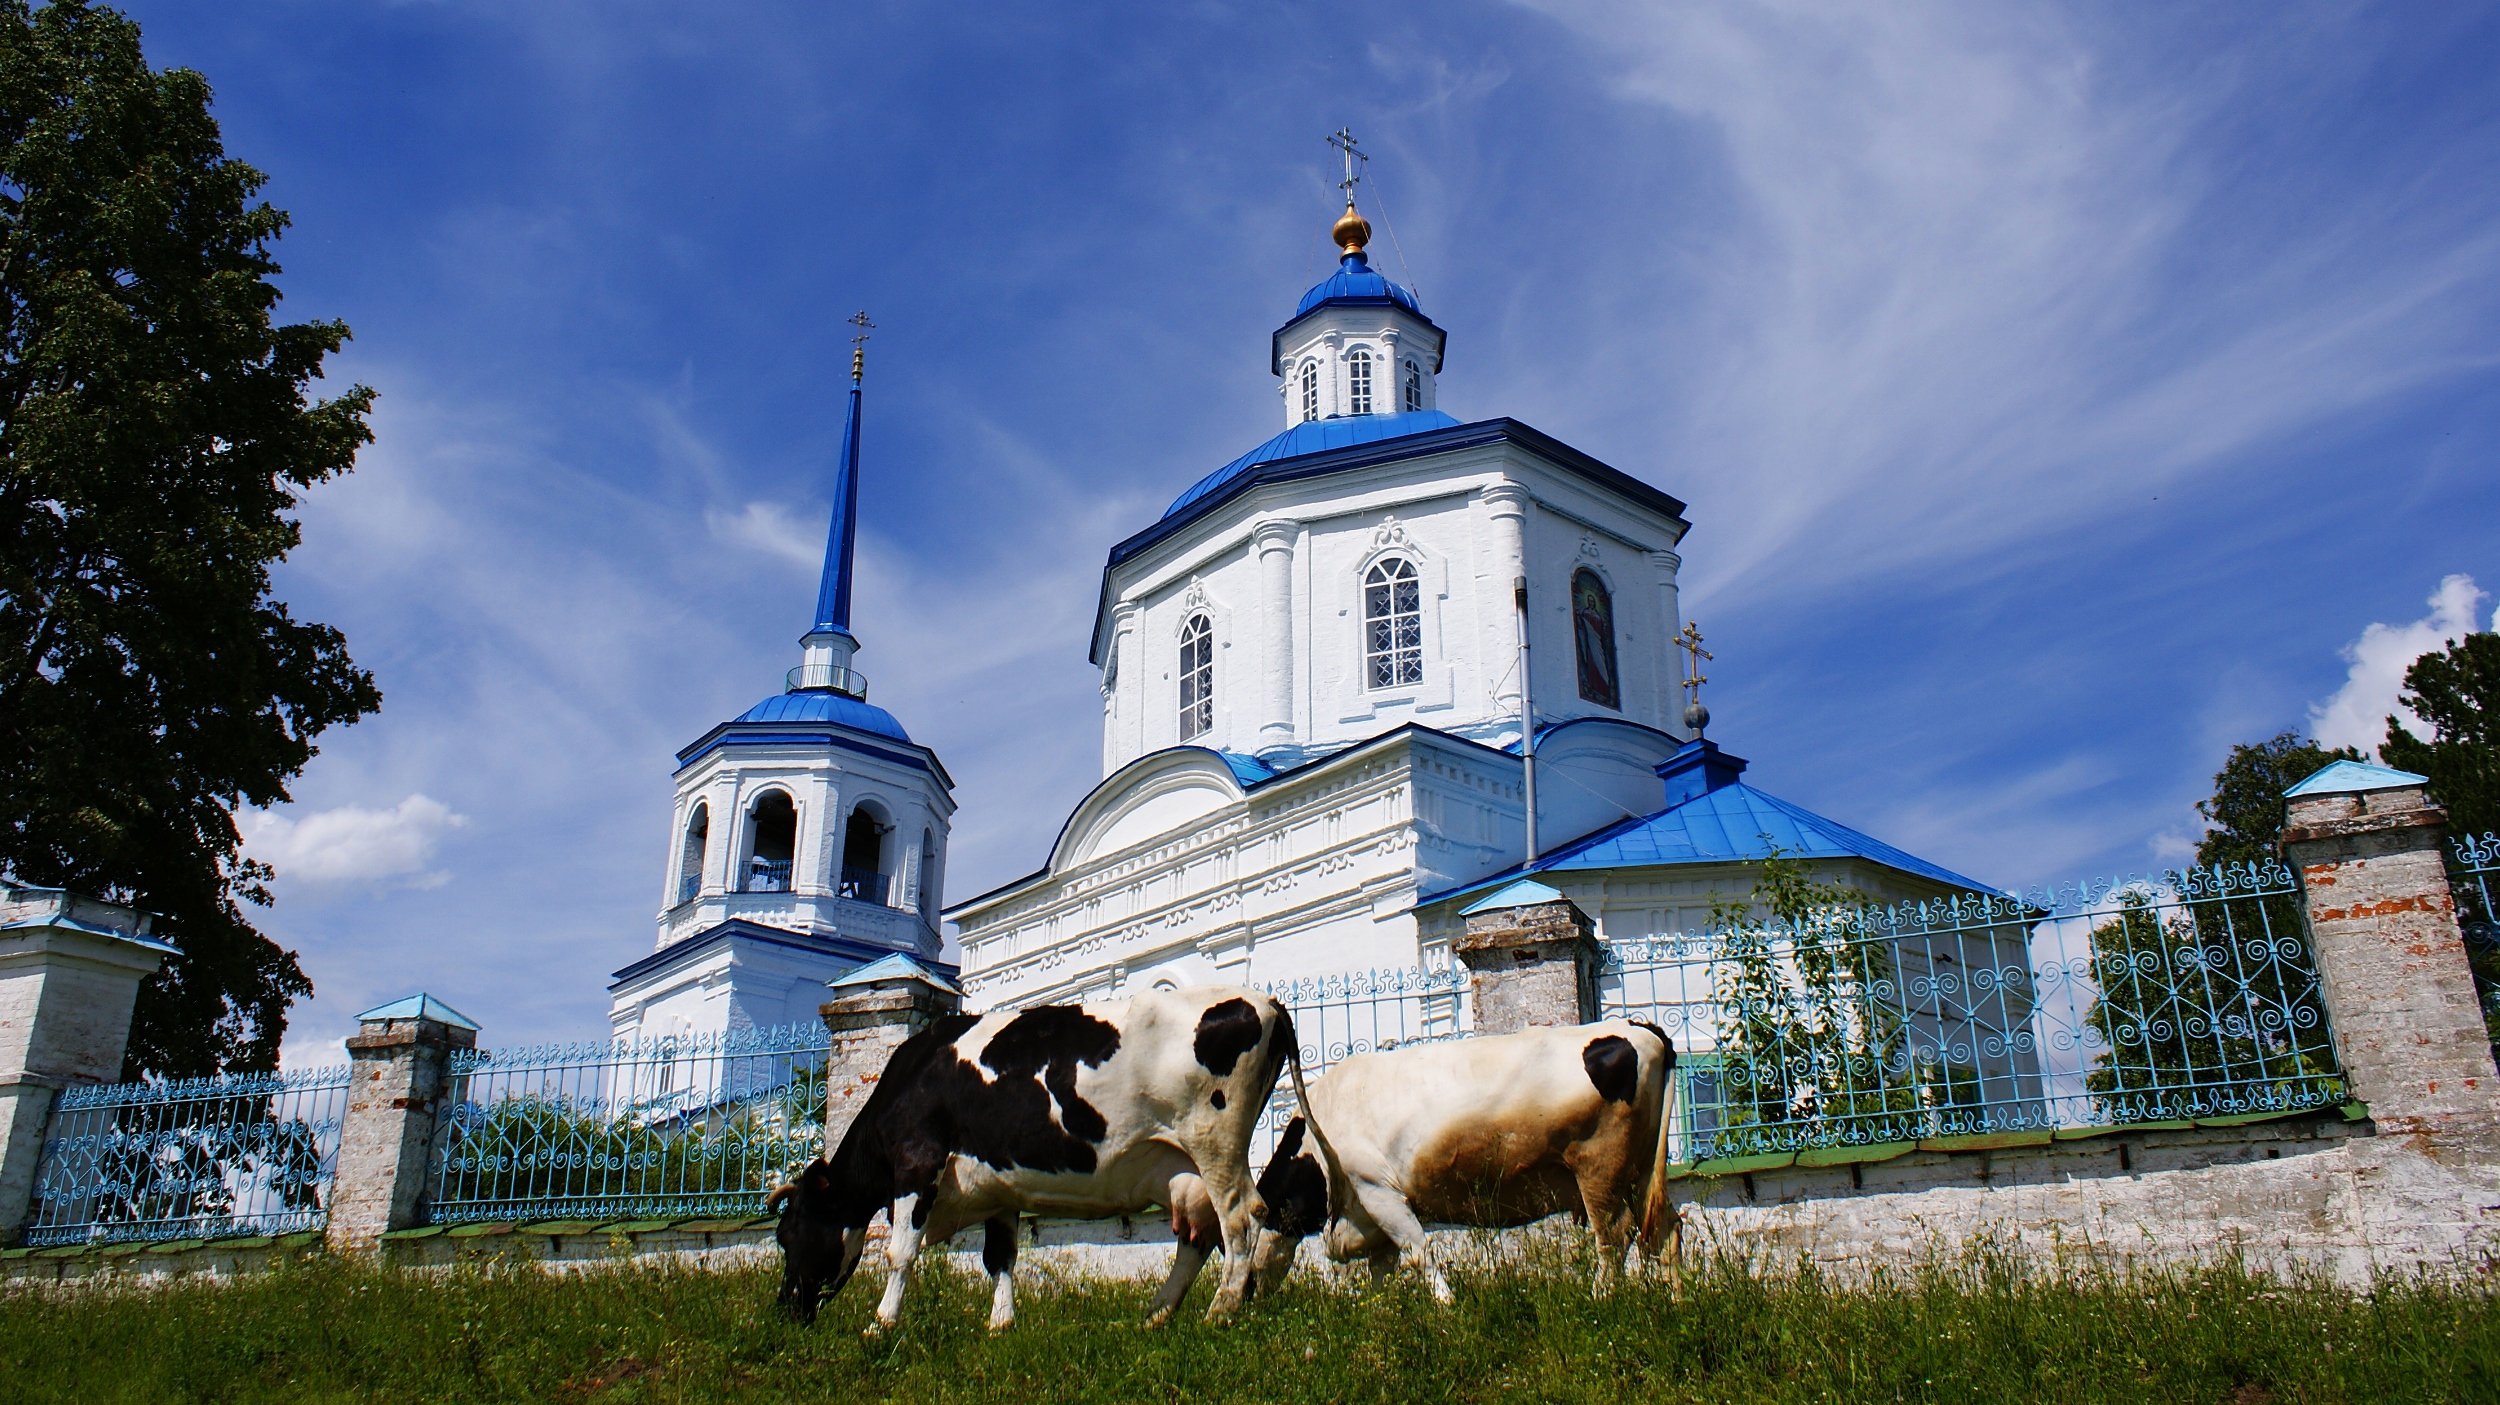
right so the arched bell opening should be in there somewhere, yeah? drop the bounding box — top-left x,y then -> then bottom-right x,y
744,790 -> 798,893
840,800 -> 895,906
676,802 -> 709,906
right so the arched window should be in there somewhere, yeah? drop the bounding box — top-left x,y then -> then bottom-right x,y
841,802 -> 892,905
676,802 -> 708,905
1299,360 -> 1318,421
1571,569 -> 1621,710
744,791 -> 796,892
1177,614 -> 1214,741
1363,558 -> 1423,689
1346,349 -> 1373,415
1403,359 -> 1422,412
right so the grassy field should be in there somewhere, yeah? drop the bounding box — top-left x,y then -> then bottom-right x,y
3,1247 -> 2496,1403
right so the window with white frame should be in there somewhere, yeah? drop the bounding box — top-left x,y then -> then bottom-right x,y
1347,348 -> 1373,414
1299,361 -> 1318,421
1403,359 -> 1422,412
1177,614 -> 1214,740
1363,558 -> 1423,688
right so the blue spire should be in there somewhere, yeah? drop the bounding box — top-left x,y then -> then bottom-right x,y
810,376 -> 863,638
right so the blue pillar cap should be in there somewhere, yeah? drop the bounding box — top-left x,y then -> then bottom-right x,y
353,993 -> 480,1031
2284,759 -> 2430,798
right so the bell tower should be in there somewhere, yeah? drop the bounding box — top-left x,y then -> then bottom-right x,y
609,322 -> 958,1042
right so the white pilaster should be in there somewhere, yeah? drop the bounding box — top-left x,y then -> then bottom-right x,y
1482,483 -> 1530,715
1255,519 -> 1298,749
1650,548 -> 1684,735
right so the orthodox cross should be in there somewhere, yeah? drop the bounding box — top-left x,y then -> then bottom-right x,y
1328,127 -> 1368,203
847,310 -> 875,383
1674,621 -> 1714,736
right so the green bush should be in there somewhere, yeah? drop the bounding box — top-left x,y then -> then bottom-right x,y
3,1247 -> 2494,1402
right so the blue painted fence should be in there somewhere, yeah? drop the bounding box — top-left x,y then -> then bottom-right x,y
424,1021 -> 827,1225
21,1065 -> 352,1246
1597,858 -> 2347,1164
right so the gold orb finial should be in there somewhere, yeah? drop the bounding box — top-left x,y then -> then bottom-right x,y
1332,200 -> 1372,256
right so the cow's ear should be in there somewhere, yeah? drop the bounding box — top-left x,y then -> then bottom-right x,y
805,1160 -> 833,1192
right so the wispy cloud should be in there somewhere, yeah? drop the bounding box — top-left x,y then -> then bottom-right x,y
1505,2 -> 2500,601
707,500 -> 822,574
2310,574 -> 2494,757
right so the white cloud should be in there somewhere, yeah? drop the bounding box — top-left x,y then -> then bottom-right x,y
706,500 -> 823,573
2309,574 -> 2495,757
242,795 -> 469,889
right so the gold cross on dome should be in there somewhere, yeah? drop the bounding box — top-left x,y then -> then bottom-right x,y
1675,621 -> 1713,707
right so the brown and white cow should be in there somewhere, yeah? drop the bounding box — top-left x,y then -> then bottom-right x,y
768,985 -> 1308,1334
1249,1020 -> 1679,1301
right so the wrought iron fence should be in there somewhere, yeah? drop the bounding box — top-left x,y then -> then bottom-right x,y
427,1022 -> 827,1225
21,1064 -> 353,1246
2450,830 -> 2500,1050
1599,858 -> 2346,1164
1251,965 -> 1471,1159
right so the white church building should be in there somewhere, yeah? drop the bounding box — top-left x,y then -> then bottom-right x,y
608,335 -> 959,1045
949,187 -> 2000,1008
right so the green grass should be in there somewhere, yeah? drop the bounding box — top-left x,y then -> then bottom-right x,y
3,1245 -> 2496,1403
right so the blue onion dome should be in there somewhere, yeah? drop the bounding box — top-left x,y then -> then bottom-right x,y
732,689 -> 911,742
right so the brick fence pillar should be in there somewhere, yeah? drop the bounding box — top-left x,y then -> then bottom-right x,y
0,886 -> 173,1243
1454,880 -> 1600,1034
2281,761 -> 2499,1139
820,957 -> 961,1157
326,994 -> 478,1252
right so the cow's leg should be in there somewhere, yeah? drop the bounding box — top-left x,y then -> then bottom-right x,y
983,1216 -> 1018,1332
1569,1138 -> 1640,1298
1190,1159 -> 1267,1324
866,1195 -> 926,1337
1147,1182 -> 1221,1328
1349,1182 -> 1449,1304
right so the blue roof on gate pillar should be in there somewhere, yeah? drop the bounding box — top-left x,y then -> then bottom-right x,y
2285,759 -> 2430,797
1460,878 -> 1568,915
829,951 -> 963,996
354,993 -> 480,1030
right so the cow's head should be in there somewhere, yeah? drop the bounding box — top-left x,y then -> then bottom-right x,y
768,1157 -> 873,1324
1249,1115 -> 1330,1294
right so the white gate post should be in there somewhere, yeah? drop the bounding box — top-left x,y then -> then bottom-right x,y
0,885 -> 173,1243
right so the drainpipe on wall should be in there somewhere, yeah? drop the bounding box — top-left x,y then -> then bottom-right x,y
1516,574 -> 1537,868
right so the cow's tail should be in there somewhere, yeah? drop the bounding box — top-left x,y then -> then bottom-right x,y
1275,1003 -> 1347,1224
1634,1024 -> 1682,1263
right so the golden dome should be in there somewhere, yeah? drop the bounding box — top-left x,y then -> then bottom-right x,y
1331,201 -> 1372,256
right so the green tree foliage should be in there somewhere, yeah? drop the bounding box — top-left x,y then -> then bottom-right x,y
0,1 -> 378,1076
2381,630 -> 2499,842
2192,731 -> 2359,872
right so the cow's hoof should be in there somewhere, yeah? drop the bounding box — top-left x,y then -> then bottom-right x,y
1143,1307 -> 1175,1330
986,1316 -> 1015,1334
862,1320 -> 893,1341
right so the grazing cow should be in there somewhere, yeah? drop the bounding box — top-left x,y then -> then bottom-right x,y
1249,1020 -> 1679,1302
768,985 -> 1306,1334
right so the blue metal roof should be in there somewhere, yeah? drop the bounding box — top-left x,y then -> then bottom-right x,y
1294,251 -> 1422,318
731,689 -> 911,742
2285,759 -> 2428,797
1215,751 -> 1279,787
1424,778 -> 1998,909
1165,409 -> 1460,519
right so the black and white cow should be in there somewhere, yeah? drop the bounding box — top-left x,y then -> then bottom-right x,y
1249,1020 -> 1679,1301
769,985 -> 1305,1333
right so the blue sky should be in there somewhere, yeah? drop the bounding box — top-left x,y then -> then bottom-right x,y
108,3 -> 2500,1064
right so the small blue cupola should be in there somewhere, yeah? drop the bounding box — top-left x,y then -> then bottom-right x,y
1271,198 -> 1447,425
